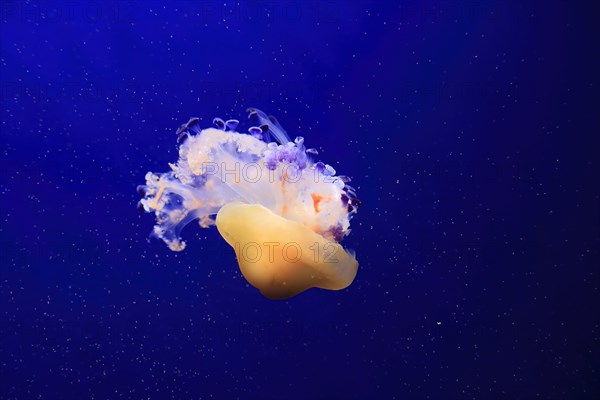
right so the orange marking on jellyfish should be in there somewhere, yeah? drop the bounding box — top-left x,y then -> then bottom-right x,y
155,186 -> 165,200
311,193 -> 323,213
148,186 -> 166,210
280,170 -> 289,216
191,199 -> 202,209
199,215 -> 213,228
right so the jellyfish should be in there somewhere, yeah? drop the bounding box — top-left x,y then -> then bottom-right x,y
137,108 -> 360,299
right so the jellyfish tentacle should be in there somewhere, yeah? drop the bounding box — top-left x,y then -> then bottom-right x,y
247,107 -> 290,144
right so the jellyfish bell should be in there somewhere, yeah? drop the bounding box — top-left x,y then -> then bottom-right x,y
216,202 -> 358,299
138,108 -> 360,299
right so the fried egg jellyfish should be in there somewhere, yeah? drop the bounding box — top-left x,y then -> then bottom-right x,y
138,109 -> 360,299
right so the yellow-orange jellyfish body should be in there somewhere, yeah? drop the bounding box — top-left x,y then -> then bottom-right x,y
216,202 -> 358,299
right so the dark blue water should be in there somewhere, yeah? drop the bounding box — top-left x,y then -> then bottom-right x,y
1,1 -> 599,399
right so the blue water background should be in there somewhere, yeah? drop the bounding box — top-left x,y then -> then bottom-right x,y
1,1 -> 599,399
